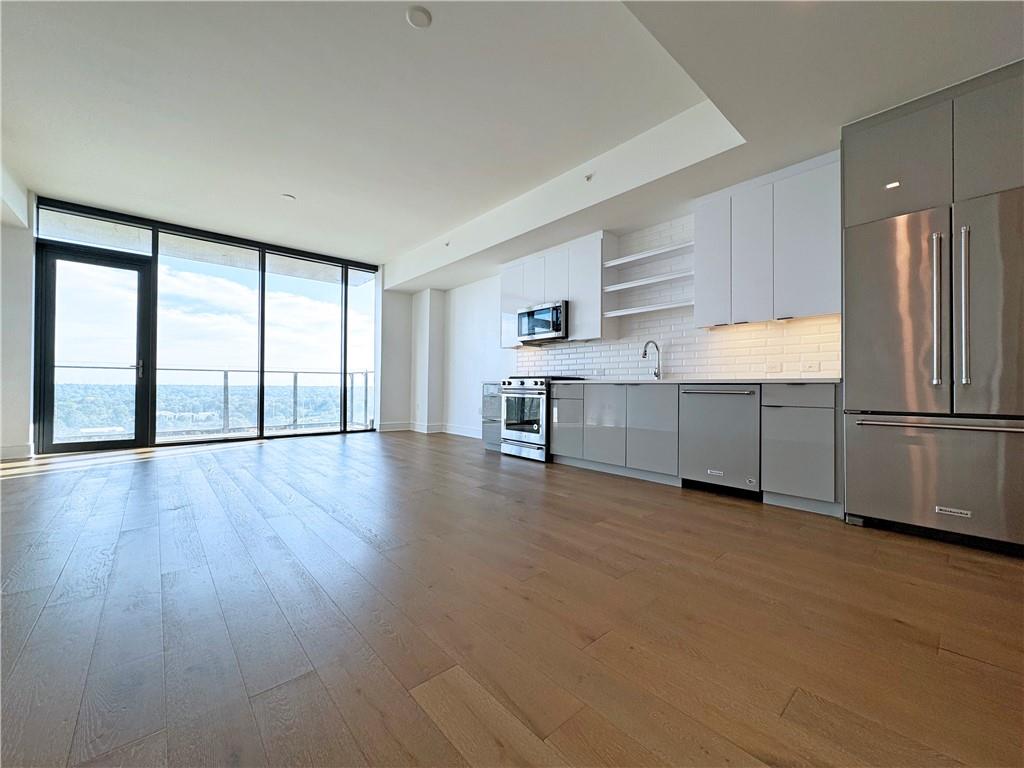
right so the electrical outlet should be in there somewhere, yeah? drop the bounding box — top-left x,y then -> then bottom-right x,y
801,361 -> 820,373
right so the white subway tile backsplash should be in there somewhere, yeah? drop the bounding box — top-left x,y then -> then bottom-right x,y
516,214 -> 841,379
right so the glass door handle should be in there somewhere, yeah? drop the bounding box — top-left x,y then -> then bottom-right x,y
137,359 -> 144,379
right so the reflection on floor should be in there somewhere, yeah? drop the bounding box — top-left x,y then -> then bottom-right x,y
2,431 -> 1021,767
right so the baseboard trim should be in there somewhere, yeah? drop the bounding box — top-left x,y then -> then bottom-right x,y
378,421 -> 411,432
1,443 -> 34,460
411,422 -> 445,434
444,424 -> 482,439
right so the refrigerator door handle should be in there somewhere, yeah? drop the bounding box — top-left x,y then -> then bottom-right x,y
931,232 -> 942,386
854,419 -> 1024,434
959,225 -> 971,385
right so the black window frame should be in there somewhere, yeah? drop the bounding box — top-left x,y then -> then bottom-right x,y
33,197 -> 378,453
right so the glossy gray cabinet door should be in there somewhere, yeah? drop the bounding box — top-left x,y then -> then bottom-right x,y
678,384 -> 760,490
954,69 -> 1024,201
551,398 -> 584,459
583,384 -> 626,466
626,385 -> 678,475
843,207 -> 951,414
761,406 -> 835,502
762,383 -> 835,408
952,187 -> 1024,417
843,100 -> 952,227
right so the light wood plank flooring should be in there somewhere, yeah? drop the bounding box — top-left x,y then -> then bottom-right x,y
2,432 -> 1021,768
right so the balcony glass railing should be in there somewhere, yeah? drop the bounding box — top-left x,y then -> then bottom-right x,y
51,364 -> 374,444
156,367 -> 375,442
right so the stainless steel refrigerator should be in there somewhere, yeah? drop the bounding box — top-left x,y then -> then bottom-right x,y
843,187 -> 1024,544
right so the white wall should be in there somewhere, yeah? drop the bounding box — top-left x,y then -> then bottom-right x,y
2,222 -> 36,458
377,288 -> 412,431
410,288 -> 446,432
443,275 -> 515,438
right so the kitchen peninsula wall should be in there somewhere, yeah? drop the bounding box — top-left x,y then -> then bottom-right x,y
515,214 -> 841,380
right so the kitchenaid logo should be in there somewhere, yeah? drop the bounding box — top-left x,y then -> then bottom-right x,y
935,505 -> 973,519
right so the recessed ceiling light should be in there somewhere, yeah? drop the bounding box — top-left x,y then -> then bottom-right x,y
885,181 -> 901,189
406,5 -> 432,29
281,193 -> 297,200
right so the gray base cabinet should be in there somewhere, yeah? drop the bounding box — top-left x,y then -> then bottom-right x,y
583,384 -> 626,466
761,383 -> 837,503
761,406 -> 835,502
626,384 -> 678,475
482,382 -> 502,451
678,384 -> 760,490
551,398 -> 584,459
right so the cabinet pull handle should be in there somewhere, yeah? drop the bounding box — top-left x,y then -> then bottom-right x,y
960,225 -> 971,385
854,419 -> 1024,434
706,469 -> 725,477
931,232 -> 942,386
680,389 -> 755,395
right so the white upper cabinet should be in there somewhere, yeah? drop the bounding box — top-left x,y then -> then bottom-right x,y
730,183 -> 774,324
499,263 -> 524,348
544,247 -> 569,304
694,195 -> 732,327
522,256 -> 545,308
694,152 -> 841,328
567,233 -> 603,341
499,231 -> 614,348
773,161 -> 841,319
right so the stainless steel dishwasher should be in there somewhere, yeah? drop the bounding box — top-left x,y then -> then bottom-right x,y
678,384 -> 761,490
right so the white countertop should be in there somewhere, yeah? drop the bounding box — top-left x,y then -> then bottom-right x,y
570,377 -> 841,385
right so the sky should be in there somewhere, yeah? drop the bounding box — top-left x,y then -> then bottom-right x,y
53,255 -> 376,386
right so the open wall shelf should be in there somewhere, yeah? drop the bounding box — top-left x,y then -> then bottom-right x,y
603,299 -> 694,318
603,269 -> 693,293
603,240 -> 694,268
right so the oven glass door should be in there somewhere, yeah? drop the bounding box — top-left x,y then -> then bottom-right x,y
502,393 -> 546,446
518,305 -> 562,339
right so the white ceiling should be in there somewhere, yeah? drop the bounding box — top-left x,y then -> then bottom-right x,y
387,1 -> 1023,290
1,1 -> 704,262
4,2 -> 1022,289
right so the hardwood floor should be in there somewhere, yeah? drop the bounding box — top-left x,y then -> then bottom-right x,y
1,432 -> 1021,768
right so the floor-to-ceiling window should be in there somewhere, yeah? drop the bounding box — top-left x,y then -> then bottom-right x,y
156,234 -> 261,443
33,199 -> 378,453
264,254 -> 343,435
346,268 -> 376,430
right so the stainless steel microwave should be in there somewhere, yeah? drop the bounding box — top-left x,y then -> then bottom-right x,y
517,301 -> 568,344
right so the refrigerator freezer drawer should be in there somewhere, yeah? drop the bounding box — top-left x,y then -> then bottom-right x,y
845,414 -> 1024,544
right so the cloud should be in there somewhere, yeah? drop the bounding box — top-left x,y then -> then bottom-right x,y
56,259 -> 375,384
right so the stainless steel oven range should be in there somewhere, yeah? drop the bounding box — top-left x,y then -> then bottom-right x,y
500,376 -> 581,461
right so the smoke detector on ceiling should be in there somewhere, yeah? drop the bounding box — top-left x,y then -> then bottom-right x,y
406,6 -> 432,29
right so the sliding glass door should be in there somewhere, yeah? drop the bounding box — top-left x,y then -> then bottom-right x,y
37,245 -> 151,453
264,254 -> 343,435
155,234 -> 260,443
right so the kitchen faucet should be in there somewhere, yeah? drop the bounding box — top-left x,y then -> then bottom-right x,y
641,340 -> 661,380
